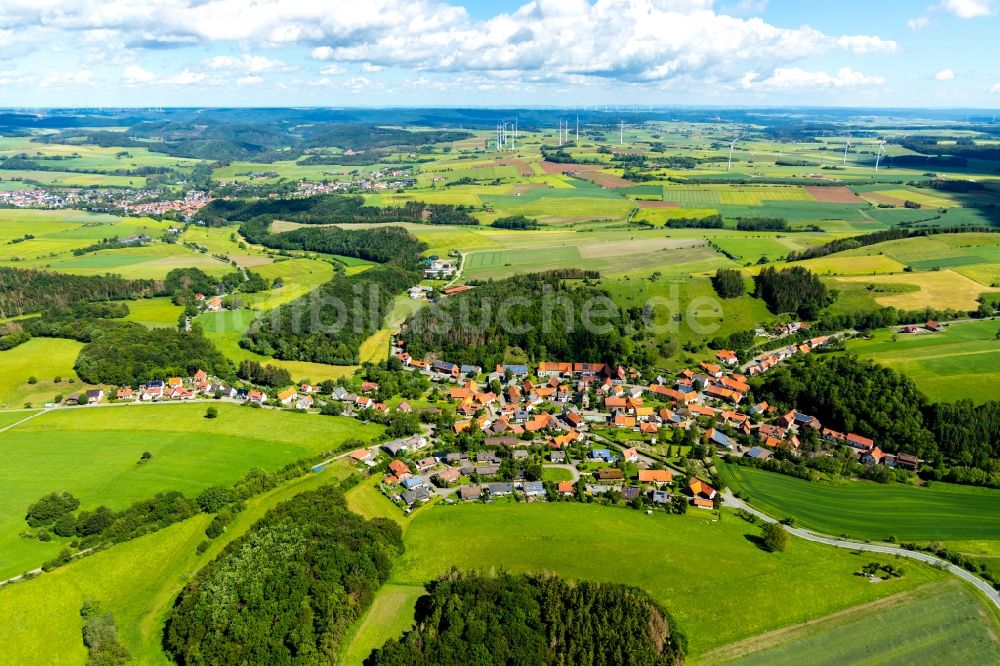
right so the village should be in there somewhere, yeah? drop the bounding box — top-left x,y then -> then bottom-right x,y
55,310 -> 915,519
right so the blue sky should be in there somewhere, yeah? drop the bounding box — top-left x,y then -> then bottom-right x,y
0,0 -> 997,108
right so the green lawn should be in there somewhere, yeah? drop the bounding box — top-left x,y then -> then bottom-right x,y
0,403 -> 383,578
843,319 -> 1000,403
709,582 -> 1000,666
718,462 -> 1000,542
0,461 -> 354,665
542,467 -> 574,481
382,502 -> 944,656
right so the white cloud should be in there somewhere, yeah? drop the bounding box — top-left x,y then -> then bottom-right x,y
0,0 -> 899,88
319,64 -> 344,75
740,67 -> 885,91
203,54 -> 292,73
935,68 -> 955,81
39,69 -> 93,88
907,16 -> 931,30
161,70 -> 206,85
940,0 -> 995,18
236,75 -> 264,86
361,63 -> 384,73
123,64 -> 155,84
992,83 -> 1000,93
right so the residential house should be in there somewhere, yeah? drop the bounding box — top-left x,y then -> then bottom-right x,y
651,490 -> 671,505
638,469 -> 673,486
277,387 -> 298,405
348,449 -> 374,464
622,447 -> 639,463
716,349 -> 738,365
85,389 -> 104,402
435,467 -> 461,485
487,482 -> 514,497
459,485 -> 483,500
693,497 -> 714,510
622,486 -> 641,501
523,481 -> 546,498
388,460 -> 411,478
688,478 -> 717,500
401,476 -> 424,490
193,369 -> 208,383
550,450 -> 567,463
705,428 -> 732,449
402,487 -> 431,505
745,446 -> 772,460
557,481 -> 575,496
596,468 -> 624,481
115,387 -> 134,400
416,456 -> 438,472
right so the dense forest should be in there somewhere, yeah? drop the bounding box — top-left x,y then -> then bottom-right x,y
711,268 -> 745,298
239,217 -> 425,267
163,486 -> 403,664
404,272 -> 653,369
753,266 -> 833,319
368,571 -> 686,666
754,354 -> 1000,483
74,323 -> 232,385
241,264 -> 417,365
201,194 -> 424,227
490,215 -> 540,230
0,267 -> 158,318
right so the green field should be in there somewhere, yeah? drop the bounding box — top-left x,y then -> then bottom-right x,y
120,297 -> 183,328
708,581 -> 999,665
367,502 -> 944,657
0,461 -> 354,665
0,403 -> 383,578
718,462 -> 1000,542
843,319 -> 1000,403
0,337 -> 83,408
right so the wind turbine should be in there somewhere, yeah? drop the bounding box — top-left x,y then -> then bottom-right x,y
874,138 -> 887,173
619,120 -> 626,145
575,116 -> 579,143
843,134 -> 852,165
727,135 -> 740,171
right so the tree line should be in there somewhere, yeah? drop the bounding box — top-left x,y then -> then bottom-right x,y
404,272 -> 654,370
754,354 -> 1000,484
241,264 -> 417,366
164,486 -> 403,664
753,266 -> 833,319
0,267 -> 158,318
368,571 -> 686,665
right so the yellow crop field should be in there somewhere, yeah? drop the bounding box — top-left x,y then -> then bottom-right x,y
835,269 -> 1000,310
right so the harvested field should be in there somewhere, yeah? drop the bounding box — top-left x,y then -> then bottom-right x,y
540,160 -> 599,175
862,193 -> 910,207
638,200 -> 679,208
805,186 -> 864,204
496,158 -> 535,177
835,269 -> 1000,310
578,237 -> 703,259
577,170 -> 634,188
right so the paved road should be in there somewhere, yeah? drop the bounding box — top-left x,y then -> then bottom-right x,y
722,491 -> 1000,610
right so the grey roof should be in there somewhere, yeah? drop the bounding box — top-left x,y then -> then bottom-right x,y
402,487 -> 431,504
460,485 -> 482,500
487,482 -> 514,494
523,481 -> 545,495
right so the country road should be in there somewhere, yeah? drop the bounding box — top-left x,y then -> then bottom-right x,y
722,491 -> 1000,610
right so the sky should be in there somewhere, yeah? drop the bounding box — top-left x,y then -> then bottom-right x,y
0,0 -> 998,108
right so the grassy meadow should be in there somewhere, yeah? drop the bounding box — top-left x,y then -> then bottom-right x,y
718,462 -> 1000,542
368,502 -> 944,657
0,403 -> 382,579
706,581 -> 999,666
0,461 -> 355,665
844,319 -> 1000,403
